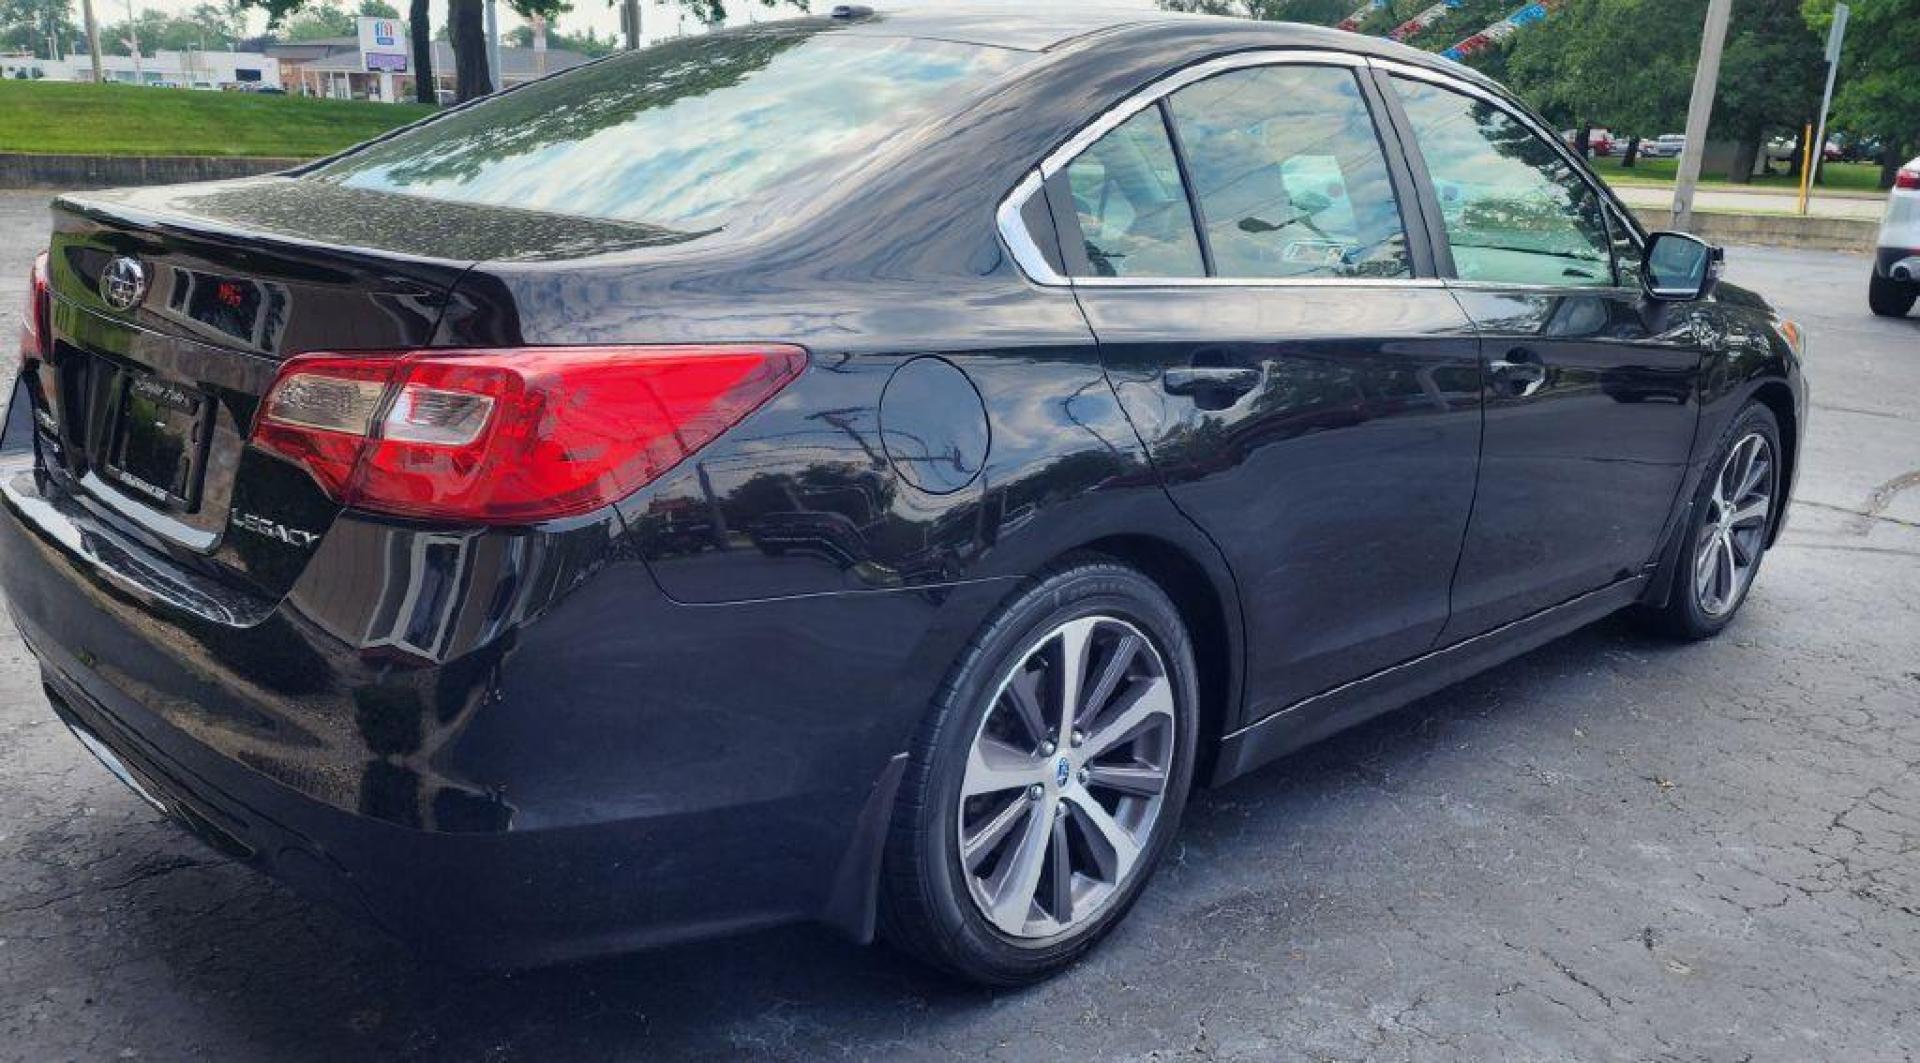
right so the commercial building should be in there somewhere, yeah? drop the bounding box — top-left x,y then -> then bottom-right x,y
2,49 -> 280,89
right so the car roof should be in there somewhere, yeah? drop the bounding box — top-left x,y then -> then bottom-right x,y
826,2 -> 1486,71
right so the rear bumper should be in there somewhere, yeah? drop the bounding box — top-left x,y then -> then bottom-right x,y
1874,247 -> 1920,281
0,442 -> 1003,965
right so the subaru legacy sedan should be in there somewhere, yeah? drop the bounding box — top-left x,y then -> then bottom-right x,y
8,5 -> 1804,985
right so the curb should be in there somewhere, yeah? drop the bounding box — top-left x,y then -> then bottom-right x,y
1627,206 -> 1877,254
0,153 -> 310,191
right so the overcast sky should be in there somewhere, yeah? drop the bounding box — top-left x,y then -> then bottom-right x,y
109,0 -> 1166,51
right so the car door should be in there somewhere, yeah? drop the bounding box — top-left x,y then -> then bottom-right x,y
1029,54 -> 1484,720
1375,71 -> 1708,640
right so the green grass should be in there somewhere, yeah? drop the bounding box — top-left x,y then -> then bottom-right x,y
1588,154 -> 1885,194
0,80 -> 432,158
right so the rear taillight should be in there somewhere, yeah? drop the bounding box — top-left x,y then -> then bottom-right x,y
1895,168 -> 1920,190
252,344 -> 806,523
20,250 -> 50,365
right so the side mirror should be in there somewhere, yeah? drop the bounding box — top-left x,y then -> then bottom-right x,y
1642,231 -> 1723,302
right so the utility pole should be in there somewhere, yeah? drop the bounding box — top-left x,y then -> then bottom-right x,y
622,0 -> 642,49
1671,0 -> 1733,231
1808,3 -> 1849,192
124,0 -> 141,84
79,0 -> 103,80
483,0 -> 501,92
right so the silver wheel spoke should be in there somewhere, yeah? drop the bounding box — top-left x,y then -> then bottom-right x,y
1053,618 -> 1097,747
1078,632 -> 1141,731
1714,534 -> 1737,603
1729,495 -> 1769,529
964,736 -> 1039,799
962,793 -> 1031,870
1082,674 -> 1174,760
1067,793 -> 1140,883
1048,813 -> 1074,925
986,796 -> 1053,933
1004,669 -> 1050,749
1085,762 -> 1168,798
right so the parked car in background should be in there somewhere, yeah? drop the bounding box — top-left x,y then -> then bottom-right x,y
1559,128 -> 1614,157
1870,156 -> 1920,317
1642,134 -> 1687,159
10,4 -> 1808,986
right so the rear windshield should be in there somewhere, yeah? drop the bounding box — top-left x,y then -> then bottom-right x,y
311,28 -> 1029,230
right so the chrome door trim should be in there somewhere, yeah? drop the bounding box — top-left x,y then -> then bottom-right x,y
1369,56 -> 1648,251
996,48 -> 1376,290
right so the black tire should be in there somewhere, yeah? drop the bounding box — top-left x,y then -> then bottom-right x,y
878,560 -> 1200,985
1869,271 -> 1916,318
1636,402 -> 1782,640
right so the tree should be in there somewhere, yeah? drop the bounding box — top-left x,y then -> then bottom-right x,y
1714,0 -> 1825,182
1803,0 -> 1920,188
1505,0 -> 1697,161
506,20 -> 614,57
410,0 -> 433,102
0,0 -> 79,57
4,0 -> 68,56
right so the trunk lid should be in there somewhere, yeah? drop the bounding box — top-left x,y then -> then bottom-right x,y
31,176 -> 676,603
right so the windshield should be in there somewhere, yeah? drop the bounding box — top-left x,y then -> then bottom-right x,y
311,27 -> 1029,230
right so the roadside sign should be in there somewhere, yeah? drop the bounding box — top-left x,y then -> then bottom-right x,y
357,16 -> 408,73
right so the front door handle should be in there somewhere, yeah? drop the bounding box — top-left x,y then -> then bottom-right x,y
1163,366 -> 1261,399
1488,348 -> 1547,398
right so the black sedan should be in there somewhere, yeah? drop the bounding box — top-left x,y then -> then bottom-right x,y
7,5 -> 1805,985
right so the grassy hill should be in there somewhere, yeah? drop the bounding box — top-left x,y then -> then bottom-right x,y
0,81 -> 433,158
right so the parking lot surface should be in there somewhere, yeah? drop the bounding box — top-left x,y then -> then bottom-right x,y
2,190 -> 1917,1061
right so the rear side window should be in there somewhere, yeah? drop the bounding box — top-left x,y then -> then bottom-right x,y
1391,77 -> 1614,287
311,30 -> 1029,230
1165,65 -> 1410,280
1064,108 -> 1207,278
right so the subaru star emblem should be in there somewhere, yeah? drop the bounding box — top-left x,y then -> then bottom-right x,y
100,256 -> 147,311
1055,756 -> 1071,788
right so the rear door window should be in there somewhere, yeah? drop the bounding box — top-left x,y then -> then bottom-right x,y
1063,108 -> 1207,278
1164,65 -> 1411,280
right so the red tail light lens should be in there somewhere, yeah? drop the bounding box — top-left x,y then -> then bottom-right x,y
20,250 -> 50,365
253,345 -> 806,523
1895,168 -> 1920,190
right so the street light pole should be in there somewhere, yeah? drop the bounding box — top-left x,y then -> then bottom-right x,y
1808,3 -> 1849,193
1672,0 -> 1734,231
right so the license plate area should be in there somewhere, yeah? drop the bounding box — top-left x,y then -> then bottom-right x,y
98,367 -> 213,512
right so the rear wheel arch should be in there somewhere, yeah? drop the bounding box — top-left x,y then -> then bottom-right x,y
1049,534 -> 1240,787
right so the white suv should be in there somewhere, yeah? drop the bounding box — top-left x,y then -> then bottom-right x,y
1871,155 -> 1920,318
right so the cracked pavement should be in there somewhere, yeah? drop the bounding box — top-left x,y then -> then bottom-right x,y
2,191 -> 1918,1061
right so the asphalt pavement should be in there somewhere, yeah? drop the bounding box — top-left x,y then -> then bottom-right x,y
2,191 -> 1918,1061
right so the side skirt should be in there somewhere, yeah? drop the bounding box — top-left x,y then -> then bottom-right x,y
1210,575 -> 1649,786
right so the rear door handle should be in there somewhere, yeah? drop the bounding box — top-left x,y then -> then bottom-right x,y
1163,366 -> 1261,399
1488,348 -> 1547,398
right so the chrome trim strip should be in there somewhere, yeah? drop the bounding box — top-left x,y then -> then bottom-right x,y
78,472 -> 220,551
996,48 -> 1416,291
1072,276 -> 1447,289
1038,49 -> 1367,180
995,168 -> 1068,287
1368,56 -> 1646,253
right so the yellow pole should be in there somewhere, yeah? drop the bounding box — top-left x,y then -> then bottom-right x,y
1797,122 -> 1815,215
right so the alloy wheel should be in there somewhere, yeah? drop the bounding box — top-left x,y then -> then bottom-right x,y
956,615 -> 1177,939
1695,432 -> 1774,617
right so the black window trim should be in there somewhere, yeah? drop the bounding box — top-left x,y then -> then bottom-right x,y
996,48 -> 1449,291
